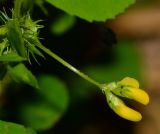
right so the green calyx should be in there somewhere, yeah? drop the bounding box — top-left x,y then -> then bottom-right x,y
102,80 -> 133,99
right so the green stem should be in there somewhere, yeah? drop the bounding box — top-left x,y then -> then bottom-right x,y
38,45 -> 102,88
13,0 -> 23,18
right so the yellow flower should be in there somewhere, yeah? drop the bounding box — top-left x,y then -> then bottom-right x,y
103,77 -> 149,122
107,92 -> 142,122
118,77 -> 149,105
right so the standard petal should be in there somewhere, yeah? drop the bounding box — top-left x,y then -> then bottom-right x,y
120,77 -> 139,88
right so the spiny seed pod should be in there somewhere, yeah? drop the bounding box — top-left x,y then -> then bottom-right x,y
0,9 -> 44,62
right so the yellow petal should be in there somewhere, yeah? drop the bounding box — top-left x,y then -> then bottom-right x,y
120,77 -> 139,88
107,92 -> 142,122
115,102 -> 142,122
128,88 -> 149,105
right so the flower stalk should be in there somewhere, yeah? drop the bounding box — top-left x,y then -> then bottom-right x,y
36,43 -> 102,88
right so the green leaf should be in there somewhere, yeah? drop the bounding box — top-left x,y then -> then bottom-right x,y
38,75 -> 69,111
46,0 -> 135,22
20,103 -> 62,130
6,19 -> 26,57
0,120 -> 36,134
7,63 -> 39,89
51,14 -> 76,35
20,75 -> 69,130
0,53 -> 26,62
